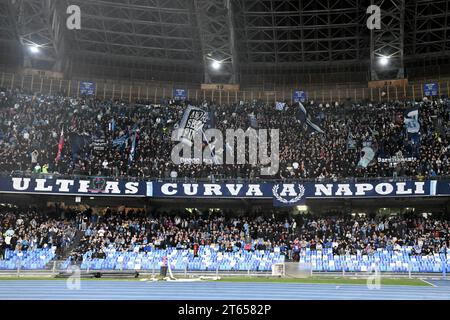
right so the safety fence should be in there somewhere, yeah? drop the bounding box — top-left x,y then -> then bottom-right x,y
0,261 -> 447,280
1,72 -> 450,104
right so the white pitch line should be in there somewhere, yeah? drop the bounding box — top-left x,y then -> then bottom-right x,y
420,279 -> 437,287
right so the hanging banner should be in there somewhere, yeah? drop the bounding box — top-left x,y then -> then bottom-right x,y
79,82 -> 96,95
92,137 -> 107,154
1,177 -> 449,206
293,91 -> 307,103
173,89 -> 187,101
146,180 -> 443,206
0,177 -> 147,197
424,83 -> 439,97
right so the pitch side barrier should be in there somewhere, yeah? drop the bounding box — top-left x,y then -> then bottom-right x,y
1,175 -> 449,207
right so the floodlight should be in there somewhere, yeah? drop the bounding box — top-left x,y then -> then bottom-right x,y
29,45 -> 40,54
379,56 -> 389,66
211,60 -> 221,70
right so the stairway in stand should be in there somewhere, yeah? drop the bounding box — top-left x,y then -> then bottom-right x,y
61,230 -> 84,259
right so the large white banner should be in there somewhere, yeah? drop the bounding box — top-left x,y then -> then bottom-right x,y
176,106 -> 208,143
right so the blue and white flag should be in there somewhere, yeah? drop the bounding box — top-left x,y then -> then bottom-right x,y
275,102 -> 286,111
128,130 -> 139,165
358,146 -> 375,168
248,113 -> 258,129
424,83 -> 438,97
112,134 -> 128,148
173,88 -> 187,101
404,108 -> 420,134
109,119 -> 116,132
293,91 -> 307,103
297,102 -> 325,134
79,82 -> 96,95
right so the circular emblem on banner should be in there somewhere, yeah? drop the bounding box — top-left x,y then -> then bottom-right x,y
272,184 -> 305,204
88,177 -> 106,193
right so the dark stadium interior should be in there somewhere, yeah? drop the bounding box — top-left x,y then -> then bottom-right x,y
1,0 -> 450,85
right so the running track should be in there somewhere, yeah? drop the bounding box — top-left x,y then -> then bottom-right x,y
0,280 -> 449,300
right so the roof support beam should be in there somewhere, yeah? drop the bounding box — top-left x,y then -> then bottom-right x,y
194,0 -> 239,84
370,0 -> 405,80
10,0 -> 68,72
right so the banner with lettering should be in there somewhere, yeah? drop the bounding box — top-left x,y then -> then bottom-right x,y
79,82 -> 96,95
146,180 -> 441,206
424,83 -> 439,97
0,177 -> 147,197
175,106 -> 208,142
173,88 -> 187,101
0,177 -> 448,206
293,91 -> 307,103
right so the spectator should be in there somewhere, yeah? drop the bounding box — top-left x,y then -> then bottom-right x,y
0,88 -> 448,181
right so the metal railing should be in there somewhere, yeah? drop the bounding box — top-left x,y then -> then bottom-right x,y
0,260 -> 64,278
1,260 -> 446,280
1,71 -> 450,105
1,170 -> 447,184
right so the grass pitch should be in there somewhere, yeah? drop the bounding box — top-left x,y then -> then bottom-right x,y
0,275 -> 431,286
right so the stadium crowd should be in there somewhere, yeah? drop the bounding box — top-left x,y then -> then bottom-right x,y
1,87 -> 449,181
67,209 -> 450,262
0,205 -> 448,261
0,208 -> 78,260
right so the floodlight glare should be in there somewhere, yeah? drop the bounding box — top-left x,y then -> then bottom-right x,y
29,45 -> 40,54
379,56 -> 389,66
211,60 -> 221,70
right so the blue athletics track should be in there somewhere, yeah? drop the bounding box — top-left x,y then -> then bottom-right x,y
0,280 -> 449,300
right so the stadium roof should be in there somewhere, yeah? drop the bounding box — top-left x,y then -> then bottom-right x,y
1,0 -> 450,83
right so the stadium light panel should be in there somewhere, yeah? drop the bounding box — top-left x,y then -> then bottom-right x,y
379,56 -> 389,66
211,60 -> 221,70
29,45 -> 40,54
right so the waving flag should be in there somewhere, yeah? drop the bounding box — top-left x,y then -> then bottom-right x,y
128,130 -> 140,165
404,108 -> 420,134
112,134 -> 128,149
55,128 -> 64,163
297,102 -> 325,134
176,106 -> 208,143
248,113 -> 258,129
275,102 -> 286,111
358,146 -> 375,168
109,118 -> 116,132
